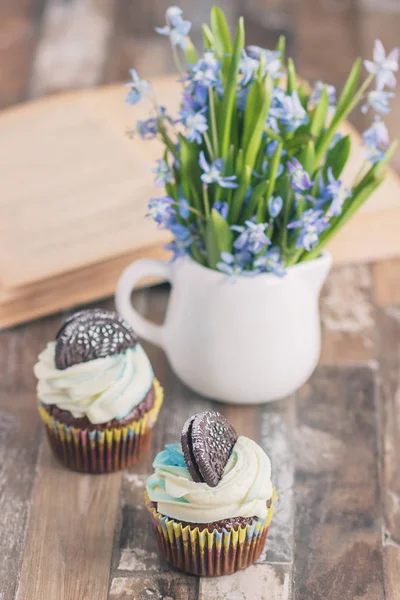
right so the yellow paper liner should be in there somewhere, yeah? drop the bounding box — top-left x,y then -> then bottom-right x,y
37,378 -> 163,474
145,488 -> 277,576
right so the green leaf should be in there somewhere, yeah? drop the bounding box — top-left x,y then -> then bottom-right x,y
202,24 -> 215,50
230,81 -> 271,223
229,165 -> 252,222
323,134 -> 351,179
205,208 -> 233,268
242,80 -> 264,151
286,58 -> 297,94
190,242 -> 207,266
165,181 -> 178,201
210,5 -> 232,77
179,134 -> 202,212
236,148 -> 244,174
300,140 -> 315,175
266,140 -> 283,197
276,35 -> 286,61
298,82 -> 310,107
315,59 -> 362,165
184,40 -> 197,65
310,88 -> 328,138
335,58 -> 362,117
241,180 -> 269,223
219,17 -> 245,158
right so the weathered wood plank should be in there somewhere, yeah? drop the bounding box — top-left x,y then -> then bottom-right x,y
198,563 -> 292,600
16,444 -> 122,600
30,0 -> 116,98
320,265 -> 375,364
109,574 -> 197,600
110,287 -> 210,597
372,258 -> 400,308
376,307 -> 400,600
15,299 -> 120,600
259,398 -> 295,566
0,315 -> 58,600
294,365 -> 384,600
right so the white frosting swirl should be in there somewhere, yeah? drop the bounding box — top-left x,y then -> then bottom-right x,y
34,342 -> 154,424
146,436 -> 273,523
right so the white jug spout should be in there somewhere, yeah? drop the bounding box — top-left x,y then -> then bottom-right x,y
302,251 -> 333,295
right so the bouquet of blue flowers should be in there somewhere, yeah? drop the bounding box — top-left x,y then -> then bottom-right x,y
126,6 -> 398,278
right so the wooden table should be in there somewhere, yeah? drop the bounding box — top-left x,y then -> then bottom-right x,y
1,259 -> 400,600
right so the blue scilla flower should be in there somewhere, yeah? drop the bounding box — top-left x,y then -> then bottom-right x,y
247,46 -> 283,78
268,195 -> 283,218
239,50 -> 260,86
185,51 -> 222,105
136,117 -> 158,140
265,140 -> 284,158
364,39 -> 399,90
237,86 -> 250,112
361,89 -> 395,115
165,232 -> 192,262
177,198 -> 190,219
287,209 -> 329,252
270,90 -> 309,132
253,158 -> 284,181
190,51 -> 221,87
155,7 -> 192,50
125,69 -> 150,105
151,159 -> 174,186
199,152 -> 238,189
232,221 -> 270,254
311,169 -> 350,217
213,201 -> 229,220
254,246 -> 286,277
287,158 -> 313,192
147,196 -> 175,227
180,108 -> 208,144
310,81 -> 336,106
362,117 -> 390,164
216,251 -> 253,279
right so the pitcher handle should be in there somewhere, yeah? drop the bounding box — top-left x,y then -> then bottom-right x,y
115,259 -> 171,349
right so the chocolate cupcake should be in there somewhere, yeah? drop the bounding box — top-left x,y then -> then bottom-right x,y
145,411 -> 276,576
34,309 -> 164,474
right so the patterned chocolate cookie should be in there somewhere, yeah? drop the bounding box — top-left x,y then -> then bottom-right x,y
181,415 -> 203,483
55,309 -> 137,370
181,411 -> 238,487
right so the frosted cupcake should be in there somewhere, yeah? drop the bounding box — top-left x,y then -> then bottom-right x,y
34,309 -> 163,474
146,411 -> 276,576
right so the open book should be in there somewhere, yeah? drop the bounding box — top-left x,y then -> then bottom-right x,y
1,77 -> 399,328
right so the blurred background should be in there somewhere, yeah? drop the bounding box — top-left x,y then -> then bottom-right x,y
1,0 -> 399,172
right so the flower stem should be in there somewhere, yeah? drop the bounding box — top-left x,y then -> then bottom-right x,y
202,184 -> 211,218
208,88 -> 219,156
173,202 -> 205,220
204,132 -> 216,161
353,160 -> 368,187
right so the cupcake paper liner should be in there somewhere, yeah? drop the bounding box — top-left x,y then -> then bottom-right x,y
145,489 -> 277,577
38,378 -> 163,474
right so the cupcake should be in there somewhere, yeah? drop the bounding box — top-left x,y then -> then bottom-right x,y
34,308 -> 163,474
145,411 -> 276,576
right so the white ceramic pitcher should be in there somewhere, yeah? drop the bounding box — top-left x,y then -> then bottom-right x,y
115,252 -> 332,404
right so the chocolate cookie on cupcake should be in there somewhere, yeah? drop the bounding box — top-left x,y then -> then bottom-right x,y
34,309 -> 163,474
146,411 -> 276,576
